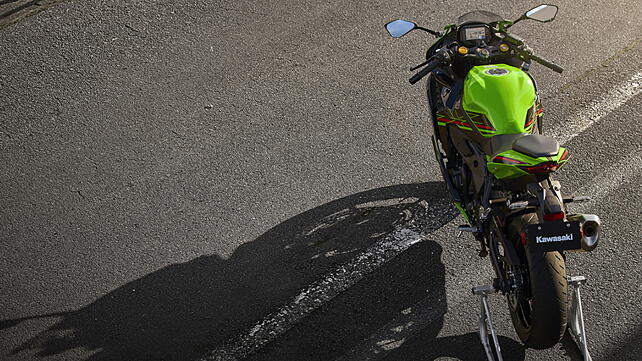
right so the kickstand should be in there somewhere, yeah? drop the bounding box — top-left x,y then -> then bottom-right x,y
568,276 -> 593,361
473,284 -> 503,361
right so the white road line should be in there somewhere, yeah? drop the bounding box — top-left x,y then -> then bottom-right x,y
549,71 -> 642,145
199,70 -> 642,361
573,152 -> 642,212
199,227 -> 426,361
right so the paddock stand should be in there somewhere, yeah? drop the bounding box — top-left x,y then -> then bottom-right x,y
472,275 -> 592,361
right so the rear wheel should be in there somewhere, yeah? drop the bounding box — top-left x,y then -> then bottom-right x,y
506,213 -> 568,349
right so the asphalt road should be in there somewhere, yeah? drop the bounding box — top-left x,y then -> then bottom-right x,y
1,0 -> 641,360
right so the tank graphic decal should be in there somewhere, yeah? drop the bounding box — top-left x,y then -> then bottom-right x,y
524,104 -> 543,130
436,109 -> 497,135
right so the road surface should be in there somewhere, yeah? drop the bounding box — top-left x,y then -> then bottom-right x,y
1,0 -> 641,360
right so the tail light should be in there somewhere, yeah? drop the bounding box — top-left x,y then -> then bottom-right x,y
520,161 -> 560,174
491,155 -> 527,164
543,212 -> 565,221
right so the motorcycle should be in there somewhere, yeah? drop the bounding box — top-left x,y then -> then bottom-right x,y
385,4 -> 601,352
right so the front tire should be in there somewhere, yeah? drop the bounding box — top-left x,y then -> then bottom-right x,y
507,213 -> 568,349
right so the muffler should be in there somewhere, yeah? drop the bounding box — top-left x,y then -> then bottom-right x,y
567,214 -> 601,252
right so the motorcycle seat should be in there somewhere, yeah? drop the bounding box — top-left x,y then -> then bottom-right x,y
512,134 -> 559,158
488,134 -> 559,158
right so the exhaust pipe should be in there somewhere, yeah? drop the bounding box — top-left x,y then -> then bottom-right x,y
567,214 -> 601,252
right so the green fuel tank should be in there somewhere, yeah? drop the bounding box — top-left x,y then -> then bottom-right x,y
462,64 -> 536,135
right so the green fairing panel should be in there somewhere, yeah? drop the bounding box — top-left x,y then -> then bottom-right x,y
486,147 -> 569,179
462,64 -> 535,135
454,201 -> 472,223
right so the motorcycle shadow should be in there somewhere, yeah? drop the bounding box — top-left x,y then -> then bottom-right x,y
380,331 -> 526,361
3,181 -> 528,360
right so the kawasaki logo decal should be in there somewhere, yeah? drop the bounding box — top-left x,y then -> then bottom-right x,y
485,67 -> 509,76
536,234 -> 574,243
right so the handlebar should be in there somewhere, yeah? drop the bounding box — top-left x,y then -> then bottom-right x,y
409,50 -> 452,84
407,43 -> 563,85
409,57 -> 441,84
530,53 -> 564,73
516,44 -> 564,73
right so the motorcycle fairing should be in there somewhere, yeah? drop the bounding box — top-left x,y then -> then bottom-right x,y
487,147 -> 569,179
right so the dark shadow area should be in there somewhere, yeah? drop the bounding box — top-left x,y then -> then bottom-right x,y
0,0 -> 38,20
247,240 -> 447,361
5,182 -> 461,360
0,0 -> 21,7
599,324 -> 642,361
380,331 -> 525,361
559,330 -> 587,361
0,0 -> 65,29
0,312 -> 69,331
245,237 -> 525,361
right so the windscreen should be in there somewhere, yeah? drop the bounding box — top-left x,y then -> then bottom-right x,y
457,10 -> 504,26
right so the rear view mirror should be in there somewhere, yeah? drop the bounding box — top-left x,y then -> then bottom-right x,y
385,20 -> 416,38
525,4 -> 558,22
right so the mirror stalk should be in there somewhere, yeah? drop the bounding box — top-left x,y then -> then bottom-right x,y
509,15 -> 526,27
416,26 -> 442,37
501,15 -> 525,30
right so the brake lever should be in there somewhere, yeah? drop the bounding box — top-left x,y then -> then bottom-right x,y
515,45 -> 533,61
411,45 -> 455,70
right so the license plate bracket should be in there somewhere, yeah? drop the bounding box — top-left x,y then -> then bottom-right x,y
526,221 -> 582,252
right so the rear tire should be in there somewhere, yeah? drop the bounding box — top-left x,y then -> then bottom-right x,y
507,213 -> 568,349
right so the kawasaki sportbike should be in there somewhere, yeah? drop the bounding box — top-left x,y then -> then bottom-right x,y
386,4 -> 601,351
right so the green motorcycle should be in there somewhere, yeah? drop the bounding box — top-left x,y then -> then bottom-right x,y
386,4 -> 601,352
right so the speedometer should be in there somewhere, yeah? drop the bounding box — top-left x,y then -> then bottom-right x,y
464,26 -> 488,41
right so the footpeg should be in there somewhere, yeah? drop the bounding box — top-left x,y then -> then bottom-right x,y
568,276 -> 593,361
473,284 -> 503,361
508,200 -> 529,210
457,225 -> 479,237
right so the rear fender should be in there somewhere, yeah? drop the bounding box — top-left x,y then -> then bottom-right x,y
527,179 -> 565,220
